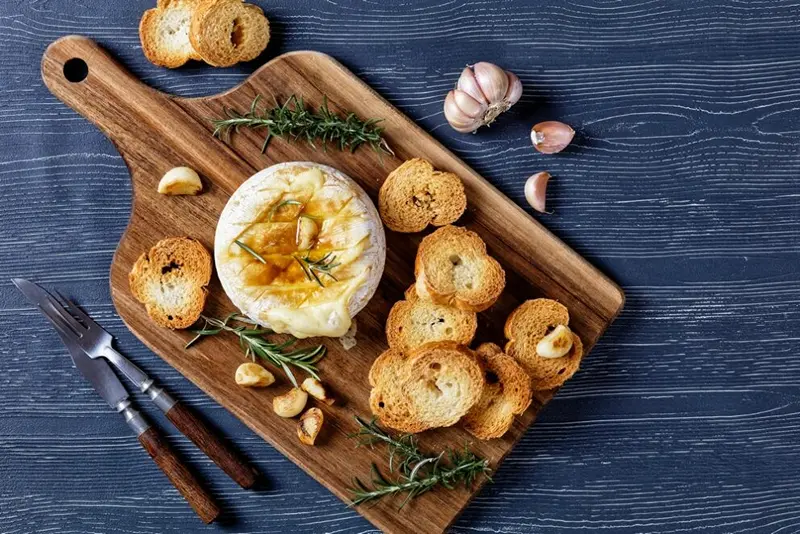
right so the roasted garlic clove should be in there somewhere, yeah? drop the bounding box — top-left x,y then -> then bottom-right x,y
297,407 -> 324,445
531,121 -> 575,154
536,325 -> 574,359
301,377 -> 335,405
158,166 -> 203,195
295,216 -> 318,251
235,362 -> 275,387
273,387 -> 308,417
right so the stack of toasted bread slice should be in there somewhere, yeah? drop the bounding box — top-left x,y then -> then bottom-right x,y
370,219 -> 586,438
372,225 -> 532,438
140,0 -> 270,68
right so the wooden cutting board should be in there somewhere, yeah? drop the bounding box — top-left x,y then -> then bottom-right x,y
42,35 -> 624,533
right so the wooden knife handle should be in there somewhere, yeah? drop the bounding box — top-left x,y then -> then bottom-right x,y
166,402 -> 258,489
138,427 -> 221,524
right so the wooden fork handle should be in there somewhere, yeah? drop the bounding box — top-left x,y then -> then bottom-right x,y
137,426 -> 221,524
166,401 -> 258,489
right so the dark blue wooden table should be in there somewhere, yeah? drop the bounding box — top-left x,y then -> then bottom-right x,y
2,1 -> 799,533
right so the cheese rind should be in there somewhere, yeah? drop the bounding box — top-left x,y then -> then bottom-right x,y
215,163 -> 385,338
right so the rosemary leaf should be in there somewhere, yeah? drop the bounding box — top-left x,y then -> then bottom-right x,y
211,94 -> 394,156
234,240 -> 267,264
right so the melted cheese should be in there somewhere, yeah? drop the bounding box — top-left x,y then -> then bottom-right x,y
215,163 -> 384,339
262,272 -> 367,338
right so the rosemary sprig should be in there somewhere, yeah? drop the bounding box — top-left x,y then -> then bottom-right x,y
211,94 -> 394,155
294,252 -> 340,287
348,417 -> 492,508
186,313 -> 326,387
234,240 -> 266,264
350,417 -> 425,474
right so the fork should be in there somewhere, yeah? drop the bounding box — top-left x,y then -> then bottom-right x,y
49,291 -> 258,490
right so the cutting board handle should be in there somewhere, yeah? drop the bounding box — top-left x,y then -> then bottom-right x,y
41,36 -> 167,142
41,35 -> 254,189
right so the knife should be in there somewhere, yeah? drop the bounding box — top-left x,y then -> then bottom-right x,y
13,278 -> 221,523
13,278 -> 258,489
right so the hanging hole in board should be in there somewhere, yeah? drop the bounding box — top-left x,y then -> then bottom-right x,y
63,58 -> 88,83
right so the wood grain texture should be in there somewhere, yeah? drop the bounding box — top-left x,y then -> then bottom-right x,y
165,402 -> 258,489
137,426 -> 221,524
1,1 -> 799,533
39,35 -> 622,533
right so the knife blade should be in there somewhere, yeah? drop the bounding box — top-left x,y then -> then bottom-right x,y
12,278 -> 220,523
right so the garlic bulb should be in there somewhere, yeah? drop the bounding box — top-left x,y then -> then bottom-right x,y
444,62 -> 523,133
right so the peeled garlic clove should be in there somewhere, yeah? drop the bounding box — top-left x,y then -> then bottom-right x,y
301,377 -> 335,405
295,217 -> 318,251
235,362 -> 275,387
504,71 -> 523,106
297,407 -> 324,445
524,172 -> 551,213
473,62 -> 509,103
536,325 -> 574,358
531,121 -> 575,154
456,66 -> 488,105
273,387 -> 308,418
158,166 -> 202,195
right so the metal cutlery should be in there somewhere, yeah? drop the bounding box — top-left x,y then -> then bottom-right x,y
13,278 -> 258,521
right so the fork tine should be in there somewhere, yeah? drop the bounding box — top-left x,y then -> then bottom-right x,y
54,291 -> 98,328
43,301 -> 81,340
41,293 -> 86,335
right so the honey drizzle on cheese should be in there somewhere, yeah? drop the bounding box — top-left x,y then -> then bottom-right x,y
220,166 -> 373,338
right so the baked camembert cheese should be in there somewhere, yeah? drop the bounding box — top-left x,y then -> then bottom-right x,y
215,162 -> 385,338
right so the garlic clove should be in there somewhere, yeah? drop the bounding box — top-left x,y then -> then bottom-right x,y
273,387 -> 308,418
473,62 -> 509,103
452,89 -> 486,119
301,377 -> 335,405
444,91 -> 482,133
297,407 -> 324,445
536,325 -> 574,359
456,66 -> 488,105
295,216 -> 318,251
235,362 -> 275,387
531,121 -> 575,154
504,71 -> 523,106
524,172 -> 551,213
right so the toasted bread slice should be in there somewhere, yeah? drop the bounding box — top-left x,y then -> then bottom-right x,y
190,0 -> 270,67
414,225 -> 505,312
462,343 -> 533,440
400,341 -> 484,429
386,286 -> 477,354
369,349 -> 429,433
139,0 -> 202,68
379,158 -> 467,233
504,299 -> 584,390
129,237 -> 212,329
